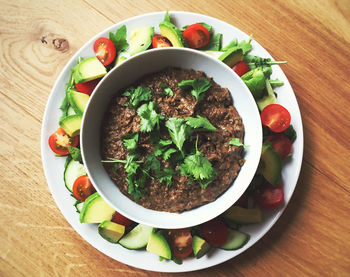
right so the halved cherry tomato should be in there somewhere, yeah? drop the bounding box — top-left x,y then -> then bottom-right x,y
168,228 -> 193,259
93,37 -> 116,66
152,34 -> 172,48
75,78 -> 101,96
182,24 -> 210,49
111,211 -> 133,227
48,127 -> 79,155
201,217 -> 228,247
72,175 -> 96,202
254,182 -> 284,209
232,61 -> 250,77
266,134 -> 292,159
261,104 -> 291,133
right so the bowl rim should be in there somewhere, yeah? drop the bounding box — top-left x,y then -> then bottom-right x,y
80,46 -> 262,229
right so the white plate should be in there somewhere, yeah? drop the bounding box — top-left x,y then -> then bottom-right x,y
41,11 -> 303,273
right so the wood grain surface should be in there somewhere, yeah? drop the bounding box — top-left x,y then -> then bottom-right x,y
1,0 -> 350,276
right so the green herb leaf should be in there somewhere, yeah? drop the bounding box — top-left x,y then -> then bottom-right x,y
109,25 -> 129,52
163,11 -> 171,22
122,133 -> 139,152
221,38 -> 238,51
137,101 -> 164,133
165,117 -> 189,154
185,115 -> 216,131
68,146 -> 82,162
228,138 -> 248,148
160,83 -> 174,97
178,78 -> 211,100
123,86 -> 152,109
157,167 -> 176,186
200,33 -> 222,51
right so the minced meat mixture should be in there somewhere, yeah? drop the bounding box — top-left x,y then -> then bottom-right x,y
101,67 -> 245,213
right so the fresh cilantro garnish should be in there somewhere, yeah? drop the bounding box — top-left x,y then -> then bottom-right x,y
228,138 -> 248,148
122,133 -> 139,152
157,167 -> 176,186
68,146 -> 82,162
179,137 -> 216,189
123,86 -> 152,109
109,25 -> 129,53
137,101 -> 164,133
160,83 -> 174,97
178,78 -> 211,100
185,115 -> 216,131
153,139 -> 177,160
165,117 -> 190,155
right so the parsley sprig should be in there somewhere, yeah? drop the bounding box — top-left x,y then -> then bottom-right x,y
178,78 -> 211,100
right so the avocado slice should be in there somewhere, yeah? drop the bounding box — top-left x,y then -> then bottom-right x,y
73,57 -> 107,84
98,220 -> 125,243
192,235 -> 211,259
146,230 -> 171,260
258,142 -> 282,185
257,79 -> 277,111
129,27 -> 154,56
222,206 -> 263,224
59,114 -> 82,137
67,89 -> 89,115
159,21 -> 184,47
218,47 -> 243,67
79,192 -> 115,223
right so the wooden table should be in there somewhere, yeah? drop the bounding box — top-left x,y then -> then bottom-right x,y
1,0 -> 350,276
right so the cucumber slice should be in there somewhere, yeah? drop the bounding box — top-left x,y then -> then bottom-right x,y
119,224 -> 154,249
220,229 -> 250,250
64,159 -> 86,192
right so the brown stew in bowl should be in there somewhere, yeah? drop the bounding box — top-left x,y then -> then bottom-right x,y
101,67 -> 244,213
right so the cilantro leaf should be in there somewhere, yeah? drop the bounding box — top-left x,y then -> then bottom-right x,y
157,167 -> 176,186
122,133 -> 139,152
109,25 -> 129,52
153,139 -> 177,160
160,83 -> 174,97
68,146 -> 82,162
137,101 -> 164,133
165,117 -> 190,154
185,115 -> 216,131
178,78 -> 211,100
228,138 -> 248,148
123,86 -> 152,109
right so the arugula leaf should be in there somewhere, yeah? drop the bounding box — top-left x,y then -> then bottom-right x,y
68,146 -> 82,162
185,115 -> 216,131
178,78 -> 211,100
269,78 -> 284,87
221,38 -> 238,51
228,138 -> 248,148
60,69 -> 75,120
123,86 -> 152,109
137,101 -> 164,133
165,117 -> 189,155
163,11 -> 171,22
109,25 -> 129,52
160,83 -> 174,97
200,33 -> 222,51
237,37 -> 253,54
179,136 -> 216,189
122,133 -> 139,152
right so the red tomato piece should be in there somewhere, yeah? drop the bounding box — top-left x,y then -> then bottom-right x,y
261,104 -> 291,133
152,34 -> 172,48
111,211 -> 133,227
48,127 -> 79,155
93,37 -> 116,66
168,228 -> 193,259
254,182 -> 284,209
182,24 -> 210,49
75,78 -> 101,96
232,61 -> 250,77
266,134 -> 292,159
72,175 -> 96,202
201,217 -> 228,247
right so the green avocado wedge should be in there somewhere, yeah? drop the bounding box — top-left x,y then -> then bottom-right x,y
79,192 -> 115,223
218,47 -> 243,67
67,89 -> 89,115
146,230 -> 171,260
159,21 -> 184,47
73,57 -> 107,83
59,114 -> 82,137
98,220 -> 125,243
258,142 -> 282,185
129,27 -> 154,56
192,235 -> 211,259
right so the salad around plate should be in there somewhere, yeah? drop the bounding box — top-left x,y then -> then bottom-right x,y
46,11 -> 297,265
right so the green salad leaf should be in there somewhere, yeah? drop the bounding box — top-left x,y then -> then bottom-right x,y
109,25 -> 129,52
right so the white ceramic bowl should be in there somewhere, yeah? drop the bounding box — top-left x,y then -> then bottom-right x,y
80,47 -> 262,229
